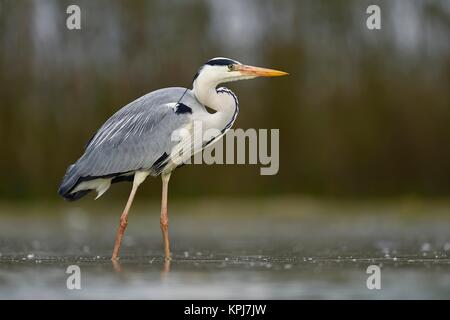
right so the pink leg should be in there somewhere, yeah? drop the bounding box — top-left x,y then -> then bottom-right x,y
160,173 -> 171,260
111,172 -> 148,260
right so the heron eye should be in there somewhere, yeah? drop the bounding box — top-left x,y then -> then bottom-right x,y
228,64 -> 234,71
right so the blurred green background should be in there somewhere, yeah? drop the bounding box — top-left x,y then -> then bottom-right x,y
0,0 -> 449,200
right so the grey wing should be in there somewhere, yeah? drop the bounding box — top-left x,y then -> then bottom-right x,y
63,88 -> 197,189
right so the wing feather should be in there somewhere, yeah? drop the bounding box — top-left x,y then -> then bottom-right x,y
73,87 -> 197,178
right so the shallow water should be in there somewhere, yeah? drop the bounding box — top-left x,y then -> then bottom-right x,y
0,199 -> 449,299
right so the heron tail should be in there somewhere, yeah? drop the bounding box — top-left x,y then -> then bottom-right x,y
58,164 -> 90,201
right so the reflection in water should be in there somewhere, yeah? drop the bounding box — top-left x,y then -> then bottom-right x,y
112,259 -> 123,273
162,258 -> 171,275
111,257 -> 172,279
1,254 -> 448,299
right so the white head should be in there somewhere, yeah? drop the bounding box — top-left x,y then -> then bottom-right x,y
193,57 -> 288,90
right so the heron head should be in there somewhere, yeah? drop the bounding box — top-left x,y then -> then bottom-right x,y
193,57 -> 288,86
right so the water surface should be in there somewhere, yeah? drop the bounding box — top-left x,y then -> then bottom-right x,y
0,199 -> 449,299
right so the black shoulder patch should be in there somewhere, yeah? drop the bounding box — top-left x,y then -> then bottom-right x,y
175,103 -> 192,114
206,58 -> 236,66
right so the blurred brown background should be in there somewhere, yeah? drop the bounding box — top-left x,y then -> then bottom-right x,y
0,0 -> 449,200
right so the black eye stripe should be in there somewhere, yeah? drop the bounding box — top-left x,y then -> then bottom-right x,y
194,59 -> 239,80
206,58 -> 236,66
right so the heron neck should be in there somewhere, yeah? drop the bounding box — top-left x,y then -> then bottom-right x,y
192,81 -> 235,114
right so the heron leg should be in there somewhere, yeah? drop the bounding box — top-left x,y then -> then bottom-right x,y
111,171 -> 148,261
160,172 -> 171,260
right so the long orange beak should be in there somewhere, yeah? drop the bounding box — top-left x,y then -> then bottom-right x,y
236,64 -> 289,77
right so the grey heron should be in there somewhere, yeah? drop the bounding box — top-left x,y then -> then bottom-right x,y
58,57 -> 288,260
